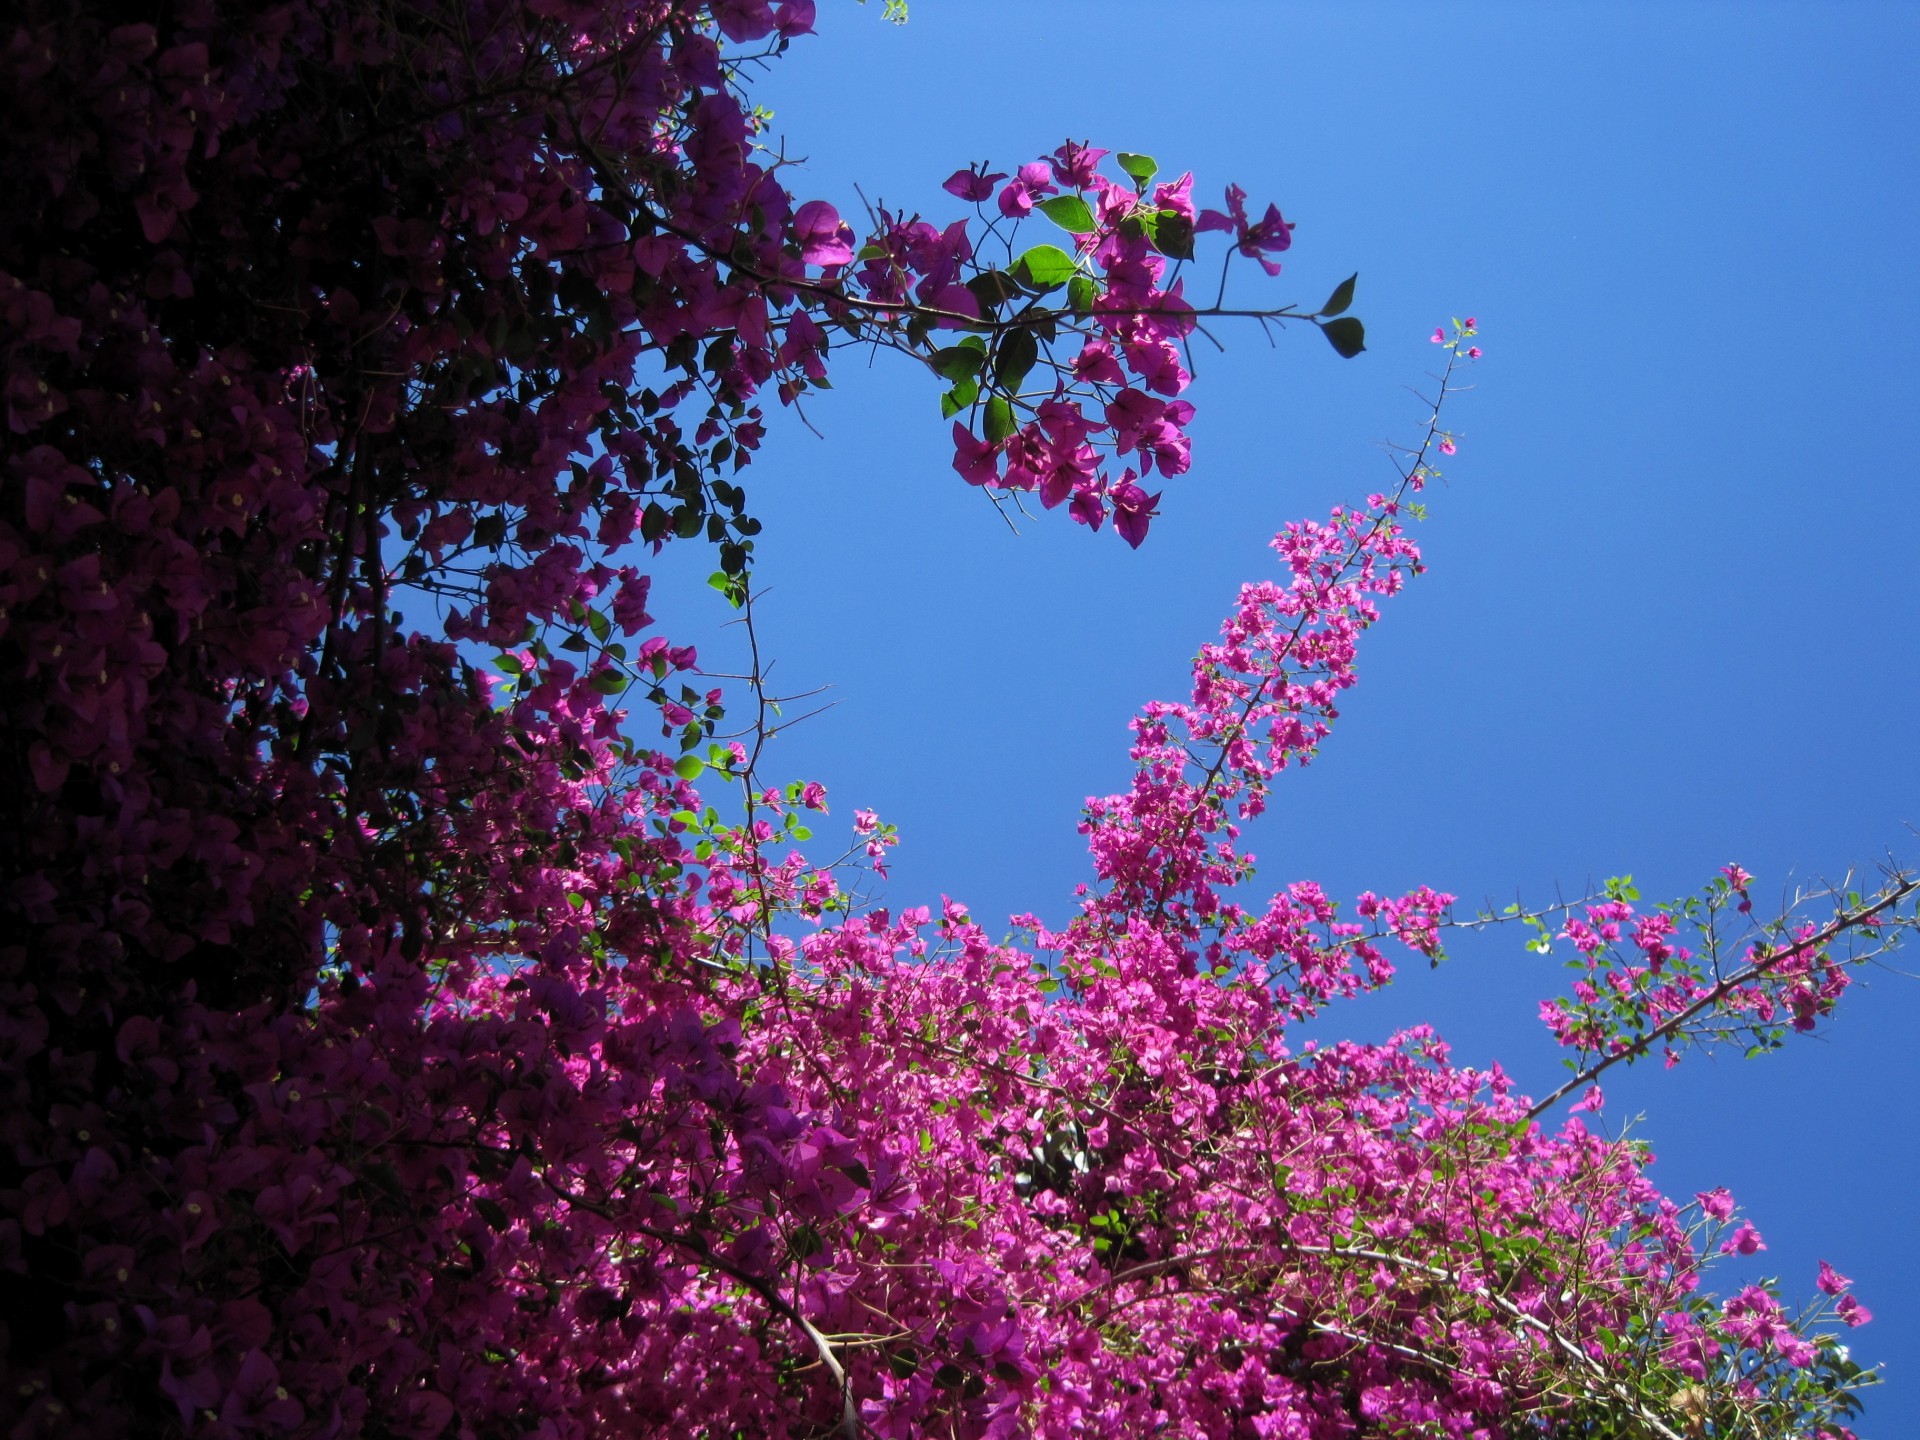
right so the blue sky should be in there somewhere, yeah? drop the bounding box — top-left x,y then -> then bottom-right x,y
642,2 -> 1920,1424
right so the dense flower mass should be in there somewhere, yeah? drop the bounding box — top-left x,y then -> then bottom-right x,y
0,3 -> 1911,1439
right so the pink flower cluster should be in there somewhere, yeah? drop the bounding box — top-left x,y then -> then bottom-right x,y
811,143 -> 1304,546
1071,465 -> 1441,1005
1536,868 -> 1861,1073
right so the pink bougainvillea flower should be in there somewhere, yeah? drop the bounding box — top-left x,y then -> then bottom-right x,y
942,163 -> 1008,202
1721,1222 -> 1767,1256
1109,474 -> 1162,548
1071,339 -> 1126,385
792,199 -> 854,267
1196,183 -> 1293,273
1048,139 -> 1108,189
1069,481 -> 1107,530
772,0 -> 816,36
1696,1187 -> 1737,1220
950,422 -> 1000,486
997,161 -> 1058,219
1838,1294 -> 1874,1327
712,0 -> 777,40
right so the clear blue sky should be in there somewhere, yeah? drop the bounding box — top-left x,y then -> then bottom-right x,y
643,3 -> 1920,1425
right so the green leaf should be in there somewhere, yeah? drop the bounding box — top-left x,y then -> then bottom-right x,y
1144,210 -> 1193,260
930,344 -> 985,383
591,669 -> 627,695
1067,274 -> 1098,316
993,328 -> 1039,391
707,570 -> 746,607
1320,316 -> 1366,358
1318,272 -> 1358,317
938,377 -> 978,417
1115,151 -> 1158,186
983,395 -> 1017,444
494,653 -> 523,676
1036,194 -> 1097,233
473,1197 -> 511,1232
1012,244 -> 1077,290
673,755 -> 705,781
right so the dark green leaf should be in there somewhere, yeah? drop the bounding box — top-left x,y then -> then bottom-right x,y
983,396 -> 1017,444
474,1197 -> 511,1232
1068,275 -> 1098,316
1317,272 -> 1358,317
1320,317 -> 1366,358
887,1347 -> 921,1381
994,328 -> 1039,391
1145,210 -> 1193,260
966,269 -> 1021,313
1012,244 -> 1077,290
930,345 -> 985,383
1115,151 -> 1158,186
1036,194 -> 1097,233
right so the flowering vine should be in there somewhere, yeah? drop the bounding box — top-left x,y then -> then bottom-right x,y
0,5 -> 1913,1440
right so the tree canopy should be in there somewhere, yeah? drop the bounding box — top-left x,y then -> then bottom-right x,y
0,4 -> 1911,1437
